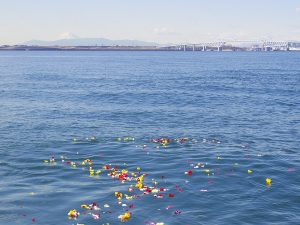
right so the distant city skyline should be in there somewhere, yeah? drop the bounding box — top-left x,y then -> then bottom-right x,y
0,0 -> 300,45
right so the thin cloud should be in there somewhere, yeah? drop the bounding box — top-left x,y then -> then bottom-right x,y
153,27 -> 178,36
59,32 -> 79,40
296,7 -> 300,12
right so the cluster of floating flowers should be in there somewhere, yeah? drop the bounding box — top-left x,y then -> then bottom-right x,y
67,202 -> 108,221
43,136 -> 274,224
131,137 -> 198,151
44,153 -> 176,223
72,136 -> 97,143
150,137 -> 197,147
202,138 -> 221,144
117,136 -> 135,142
65,160 -> 178,222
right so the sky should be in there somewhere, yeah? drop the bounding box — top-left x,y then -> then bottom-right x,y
0,0 -> 300,44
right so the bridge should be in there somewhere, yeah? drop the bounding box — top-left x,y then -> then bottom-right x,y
161,41 -> 292,51
260,41 -> 289,51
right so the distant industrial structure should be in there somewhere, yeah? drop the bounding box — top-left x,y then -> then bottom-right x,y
161,41 -> 300,51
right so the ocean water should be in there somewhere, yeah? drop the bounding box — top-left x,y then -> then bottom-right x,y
0,51 -> 299,225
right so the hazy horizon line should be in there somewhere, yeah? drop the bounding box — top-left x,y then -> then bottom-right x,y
2,35 -> 300,47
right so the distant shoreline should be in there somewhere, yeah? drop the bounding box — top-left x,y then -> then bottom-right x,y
0,45 -> 299,52
0,45 -> 163,51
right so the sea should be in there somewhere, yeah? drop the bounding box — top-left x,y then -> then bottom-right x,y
0,51 -> 299,225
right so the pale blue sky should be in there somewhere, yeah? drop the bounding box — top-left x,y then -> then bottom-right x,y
0,0 -> 299,44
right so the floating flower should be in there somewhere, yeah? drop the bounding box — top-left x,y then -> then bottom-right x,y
124,137 -> 135,141
266,178 -> 272,185
154,194 -> 164,198
136,182 -> 143,189
91,202 -> 100,210
118,212 -> 131,222
81,204 -> 90,210
185,170 -> 193,175
118,137 -> 135,141
92,213 -> 100,219
128,187 -> 134,192
136,174 -> 144,182
50,156 -> 55,163
125,194 -> 135,200
83,159 -> 93,165
103,165 -> 110,170
174,210 -> 181,215
248,169 -> 252,174
152,189 -> 159,193
90,136 -> 97,141
151,138 -> 171,146
68,209 -> 80,219
115,192 -> 123,200
176,137 -> 189,143
89,168 -> 95,176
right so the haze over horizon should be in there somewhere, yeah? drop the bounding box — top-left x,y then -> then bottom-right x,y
1,0 -> 300,45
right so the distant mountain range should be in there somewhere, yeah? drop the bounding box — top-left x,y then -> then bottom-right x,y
22,38 -> 159,46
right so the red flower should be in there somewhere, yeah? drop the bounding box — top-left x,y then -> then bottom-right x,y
168,193 -> 175,198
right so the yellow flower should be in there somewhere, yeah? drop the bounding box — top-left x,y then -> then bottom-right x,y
136,182 -> 143,189
89,167 -> 95,176
152,189 -> 159,193
81,204 -> 90,209
137,175 -> 144,182
68,209 -> 80,219
118,212 -> 131,222
125,194 -> 134,200
266,178 -> 272,185
115,192 -> 123,200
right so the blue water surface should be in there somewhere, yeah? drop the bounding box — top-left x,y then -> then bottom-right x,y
0,51 -> 299,225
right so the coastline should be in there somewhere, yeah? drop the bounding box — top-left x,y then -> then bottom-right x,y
1,45 -> 299,52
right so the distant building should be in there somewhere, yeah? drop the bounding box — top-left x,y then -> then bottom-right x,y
289,42 -> 300,48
